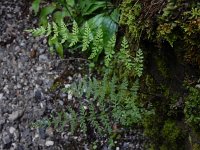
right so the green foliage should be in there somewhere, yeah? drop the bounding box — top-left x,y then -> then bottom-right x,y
82,22 -> 92,51
161,120 -> 182,150
104,34 -> 116,67
32,0 -> 41,16
89,27 -> 103,59
61,74 -> 143,140
26,21 -> 66,57
133,49 -> 144,77
118,37 -> 133,70
184,86 -> 200,131
69,21 -> 79,47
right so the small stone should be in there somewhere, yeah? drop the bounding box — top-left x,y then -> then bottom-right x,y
46,127 -> 54,137
8,110 -> 24,121
68,76 -> 73,81
39,54 -> 48,62
39,128 -> 46,139
9,127 -> 16,134
43,39 -> 47,44
38,48 -> 45,54
45,140 -> 54,146
35,90 -> 42,100
58,100 -> 64,105
36,66 -> 43,71
0,93 -> 3,100
2,132 -> 11,145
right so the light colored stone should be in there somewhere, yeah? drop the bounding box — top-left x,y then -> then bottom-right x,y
9,127 -> 16,134
45,140 -> 54,146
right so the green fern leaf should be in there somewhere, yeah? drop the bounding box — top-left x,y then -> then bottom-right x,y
51,22 -> 59,40
82,22 -> 91,51
105,34 -> 116,67
69,21 -> 79,47
46,23 -> 52,36
26,26 -> 46,36
133,48 -> 144,77
118,36 -> 133,70
79,106 -> 87,134
89,27 -> 103,59
60,20 -> 69,44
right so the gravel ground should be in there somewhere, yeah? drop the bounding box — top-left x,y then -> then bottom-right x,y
0,0 -> 147,149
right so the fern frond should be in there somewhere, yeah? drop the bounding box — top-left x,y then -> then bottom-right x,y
118,36 -> 133,70
79,106 -> 87,134
46,23 -> 52,37
88,102 -> 102,134
133,48 -> 144,77
89,27 -> 103,59
60,20 -> 69,44
69,21 -> 79,47
82,22 -> 91,51
26,26 -> 46,36
68,107 -> 78,134
105,34 -> 116,67
51,22 -> 59,40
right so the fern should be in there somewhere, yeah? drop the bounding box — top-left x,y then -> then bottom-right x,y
105,34 -> 116,67
118,36 -> 133,70
69,21 -> 79,47
51,22 -> 59,41
68,107 -> 78,134
46,23 -> 52,36
79,106 -> 87,134
133,48 -> 144,77
26,26 -> 46,36
82,22 -> 91,51
88,102 -> 102,134
60,20 -> 69,44
89,27 -> 103,59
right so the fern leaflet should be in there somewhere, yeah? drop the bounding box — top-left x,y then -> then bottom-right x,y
105,34 -> 116,67
69,21 -> 79,47
89,27 -> 103,59
82,22 -> 91,51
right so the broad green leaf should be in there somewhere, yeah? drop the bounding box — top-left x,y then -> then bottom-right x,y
32,0 -> 41,16
39,3 -> 57,26
87,13 -> 118,46
56,43 -> 64,58
53,11 -> 69,25
66,0 -> 75,7
110,8 -> 120,23
82,1 -> 107,16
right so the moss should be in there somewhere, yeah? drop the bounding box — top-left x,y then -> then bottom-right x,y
161,120 -> 183,149
193,144 -> 200,150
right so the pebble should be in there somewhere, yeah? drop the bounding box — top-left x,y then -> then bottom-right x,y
39,54 -> 48,62
45,140 -> 54,146
2,132 -> 11,145
9,127 -> 16,134
8,110 -> 24,121
0,93 -> 3,100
